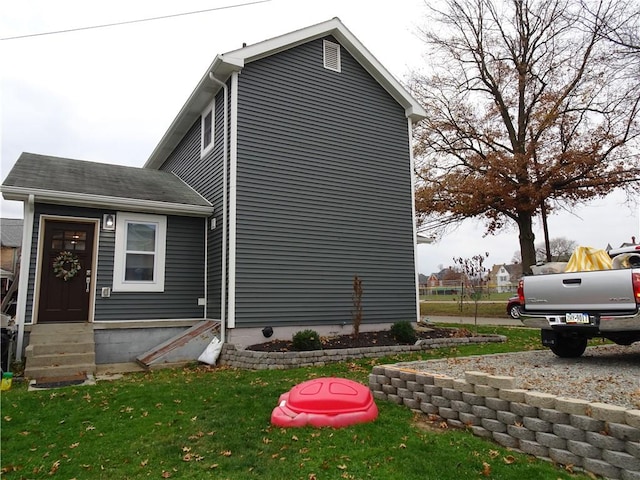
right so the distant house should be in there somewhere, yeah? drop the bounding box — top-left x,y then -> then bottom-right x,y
1,218 -> 22,275
1,18 -> 426,375
489,263 -> 522,293
1,218 -> 22,304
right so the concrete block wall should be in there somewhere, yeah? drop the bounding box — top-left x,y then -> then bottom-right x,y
218,335 -> 506,370
369,366 -> 640,480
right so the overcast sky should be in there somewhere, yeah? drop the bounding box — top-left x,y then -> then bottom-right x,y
1,0 -> 638,276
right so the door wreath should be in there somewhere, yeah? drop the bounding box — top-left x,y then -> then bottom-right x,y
53,251 -> 81,281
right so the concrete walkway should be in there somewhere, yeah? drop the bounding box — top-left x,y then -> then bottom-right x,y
421,315 -> 525,327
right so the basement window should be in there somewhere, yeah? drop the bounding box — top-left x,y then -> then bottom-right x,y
323,40 -> 341,72
201,101 -> 215,157
113,212 -> 167,292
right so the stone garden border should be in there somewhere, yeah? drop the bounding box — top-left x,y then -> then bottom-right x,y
218,334 -> 506,370
369,365 -> 640,480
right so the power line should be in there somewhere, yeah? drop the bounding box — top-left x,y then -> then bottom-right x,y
0,0 -> 271,41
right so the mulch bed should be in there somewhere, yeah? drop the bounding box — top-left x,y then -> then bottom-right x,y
247,326 -> 474,352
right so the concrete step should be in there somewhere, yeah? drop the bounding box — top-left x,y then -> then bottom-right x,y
30,325 -> 94,344
25,364 -> 95,381
29,323 -> 93,335
25,323 -> 96,382
25,351 -> 95,368
27,341 -> 95,356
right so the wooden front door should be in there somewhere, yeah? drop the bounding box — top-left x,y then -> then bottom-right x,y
38,220 -> 95,323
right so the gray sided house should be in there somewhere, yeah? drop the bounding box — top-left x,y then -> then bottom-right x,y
1,18 -> 426,375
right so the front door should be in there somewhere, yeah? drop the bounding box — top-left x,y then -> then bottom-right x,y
37,220 -> 95,323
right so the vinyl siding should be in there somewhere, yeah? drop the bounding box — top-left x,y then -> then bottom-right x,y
233,36 -> 416,328
159,88 -> 227,320
27,204 -> 205,322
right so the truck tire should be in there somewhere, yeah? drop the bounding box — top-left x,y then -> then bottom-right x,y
508,304 -> 521,319
549,335 -> 588,358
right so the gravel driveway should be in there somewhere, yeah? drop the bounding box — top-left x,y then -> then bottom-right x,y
398,343 -> 640,410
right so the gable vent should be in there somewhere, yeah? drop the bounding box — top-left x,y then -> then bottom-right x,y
323,40 -> 341,72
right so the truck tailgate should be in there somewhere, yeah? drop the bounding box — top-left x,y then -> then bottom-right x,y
522,269 -> 637,313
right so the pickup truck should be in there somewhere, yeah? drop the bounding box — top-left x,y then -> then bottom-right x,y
518,245 -> 640,357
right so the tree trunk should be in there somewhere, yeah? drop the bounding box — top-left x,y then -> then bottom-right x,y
517,213 -> 537,275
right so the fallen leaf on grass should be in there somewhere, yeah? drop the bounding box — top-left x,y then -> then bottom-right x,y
481,461 -> 491,476
503,455 -> 516,464
221,450 -> 232,457
70,442 -> 80,449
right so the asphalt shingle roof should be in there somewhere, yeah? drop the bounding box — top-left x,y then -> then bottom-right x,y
0,218 -> 23,247
2,153 -> 211,211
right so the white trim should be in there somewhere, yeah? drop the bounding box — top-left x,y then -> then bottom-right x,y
112,212 -> 167,292
14,196 -> 34,360
408,118 -> 421,323
200,100 -> 215,157
1,186 -> 213,216
203,217 -> 208,318
227,71 -> 239,329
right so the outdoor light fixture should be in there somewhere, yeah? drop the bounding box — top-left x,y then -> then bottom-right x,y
102,213 -> 116,231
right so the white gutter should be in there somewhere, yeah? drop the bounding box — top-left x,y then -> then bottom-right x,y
208,72 -> 229,343
408,118 -> 421,323
14,195 -> 34,361
227,71 -> 239,329
1,187 -> 213,217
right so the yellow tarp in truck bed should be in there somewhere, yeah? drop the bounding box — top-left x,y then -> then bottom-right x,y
565,246 -> 612,272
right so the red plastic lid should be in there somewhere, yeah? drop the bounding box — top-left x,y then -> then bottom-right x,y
285,377 -> 373,415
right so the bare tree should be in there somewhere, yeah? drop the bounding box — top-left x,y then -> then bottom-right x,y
412,0 -> 640,273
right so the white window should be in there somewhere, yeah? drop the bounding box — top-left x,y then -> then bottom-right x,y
323,40 -> 341,72
201,101 -> 215,156
113,213 -> 166,292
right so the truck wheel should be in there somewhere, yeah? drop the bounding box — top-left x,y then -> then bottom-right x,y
549,335 -> 588,358
508,305 -> 521,319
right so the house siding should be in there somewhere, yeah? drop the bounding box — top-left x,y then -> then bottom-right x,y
26,204 -> 205,322
233,36 -> 416,328
159,88 -> 227,321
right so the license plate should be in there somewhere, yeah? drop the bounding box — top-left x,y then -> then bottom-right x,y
565,313 -> 590,324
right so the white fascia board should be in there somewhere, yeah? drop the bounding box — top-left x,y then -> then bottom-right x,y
224,17 -> 427,122
1,186 -> 213,217
144,55 -> 243,170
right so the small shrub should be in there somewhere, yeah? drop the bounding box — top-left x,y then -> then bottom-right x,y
292,329 -> 322,351
390,321 -> 417,344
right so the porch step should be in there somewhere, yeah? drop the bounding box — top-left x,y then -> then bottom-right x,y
25,323 -> 96,383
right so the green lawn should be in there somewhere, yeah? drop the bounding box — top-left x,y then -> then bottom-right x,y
1,325 -> 589,480
420,300 -> 508,317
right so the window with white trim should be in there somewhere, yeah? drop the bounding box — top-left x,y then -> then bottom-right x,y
323,40 -> 341,72
113,213 -> 167,292
201,101 -> 215,156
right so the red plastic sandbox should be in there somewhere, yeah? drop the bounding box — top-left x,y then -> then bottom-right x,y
270,377 -> 378,428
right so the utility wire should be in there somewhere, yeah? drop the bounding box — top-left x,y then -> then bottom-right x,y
0,0 -> 271,41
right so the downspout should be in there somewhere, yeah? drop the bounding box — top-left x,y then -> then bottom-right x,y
15,194 -> 35,361
227,71 -> 239,329
209,72 -> 228,343
408,118 -> 421,323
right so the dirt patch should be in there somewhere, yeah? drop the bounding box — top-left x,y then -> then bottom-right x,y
246,326 -> 474,352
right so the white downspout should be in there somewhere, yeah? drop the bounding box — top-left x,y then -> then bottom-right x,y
15,194 -> 35,361
408,118 -> 421,323
227,71 -> 239,329
209,72 -> 228,343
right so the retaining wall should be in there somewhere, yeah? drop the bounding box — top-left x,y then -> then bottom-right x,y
369,365 -> 640,480
218,335 -> 505,370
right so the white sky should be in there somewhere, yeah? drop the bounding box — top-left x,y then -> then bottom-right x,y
1,0 -> 638,276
